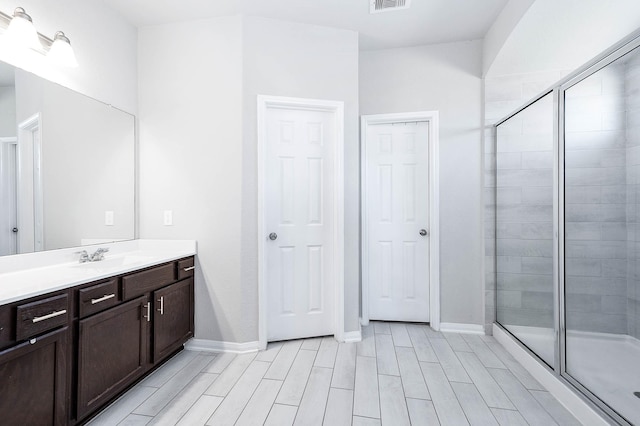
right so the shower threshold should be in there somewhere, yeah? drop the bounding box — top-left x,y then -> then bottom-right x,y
502,324 -> 640,424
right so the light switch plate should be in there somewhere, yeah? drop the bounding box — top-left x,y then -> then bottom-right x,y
105,211 -> 114,226
163,210 -> 173,226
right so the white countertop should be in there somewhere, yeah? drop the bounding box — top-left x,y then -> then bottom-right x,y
0,240 -> 197,305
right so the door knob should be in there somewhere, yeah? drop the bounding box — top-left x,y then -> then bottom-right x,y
12,228 -> 18,233
269,233 -> 278,241
419,229 -> 428,236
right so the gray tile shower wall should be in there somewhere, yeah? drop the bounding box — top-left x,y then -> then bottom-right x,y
485,59 -> 640,337
564,61 -> 628,334
626,51 -> 640,339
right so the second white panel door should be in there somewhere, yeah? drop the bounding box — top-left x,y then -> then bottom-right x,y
366,121 -> 430,322
265,107 -> 335,341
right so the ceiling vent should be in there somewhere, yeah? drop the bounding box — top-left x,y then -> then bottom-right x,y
370,0 -> 411,14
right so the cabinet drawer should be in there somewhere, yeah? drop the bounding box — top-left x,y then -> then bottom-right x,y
16,293 -> 69,341
79,279 -> 119,318
122,263 -> 176,300
177,257 -> 195,280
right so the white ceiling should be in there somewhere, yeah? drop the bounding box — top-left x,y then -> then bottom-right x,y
103,0 -> 508,50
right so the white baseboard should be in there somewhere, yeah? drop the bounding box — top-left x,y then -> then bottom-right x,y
440,322 -> 485,335
493,325 -> 608,426
344,330 -> 362,343
185,338 -> 260,354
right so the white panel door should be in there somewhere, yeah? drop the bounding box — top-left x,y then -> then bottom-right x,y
265,107 -> 335,341
366,121 -> 430,322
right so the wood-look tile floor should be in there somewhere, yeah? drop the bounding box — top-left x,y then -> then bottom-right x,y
88,322 -> 582,426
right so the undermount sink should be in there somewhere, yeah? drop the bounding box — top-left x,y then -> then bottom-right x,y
73,254 -> 155,270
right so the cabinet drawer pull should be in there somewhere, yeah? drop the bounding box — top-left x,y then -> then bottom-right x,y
91,294 -> 116,305
32,309 -> 67,323
183,266 -> 195,272
157,296 -> 164,315
143,302 -> 151,322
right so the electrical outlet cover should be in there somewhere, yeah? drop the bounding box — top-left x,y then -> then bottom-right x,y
163,210 -> 173,226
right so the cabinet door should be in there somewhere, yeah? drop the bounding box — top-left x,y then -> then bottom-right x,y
77,296 -> 149,420
153,278 -> 194,362
0,327 -> 68,426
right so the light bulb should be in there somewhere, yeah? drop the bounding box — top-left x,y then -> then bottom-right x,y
48,31 -> 78,67
5,7 -> 41,50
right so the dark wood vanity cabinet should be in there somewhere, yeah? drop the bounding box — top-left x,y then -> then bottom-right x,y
74,257 -> 194,423
0,290 -> 70,426
0,256 -> 195,426
153,277 -> 194,362
0,327 -> 69,426
76,296 -> 149,420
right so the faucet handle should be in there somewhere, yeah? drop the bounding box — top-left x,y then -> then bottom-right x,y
75,250 -> 90,263
90,247 -> 109,261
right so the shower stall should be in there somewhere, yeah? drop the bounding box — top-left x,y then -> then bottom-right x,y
495,33 -> 640,425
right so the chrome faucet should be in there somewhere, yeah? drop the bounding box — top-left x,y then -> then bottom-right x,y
89,247 -> 109,262
76,247 -> 109,263
76,250 -> 90,263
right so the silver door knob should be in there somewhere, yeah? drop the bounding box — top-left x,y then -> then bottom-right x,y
419,229 -> 428,236
269,233 -> 278,241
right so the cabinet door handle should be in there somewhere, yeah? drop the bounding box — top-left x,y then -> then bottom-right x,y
91,294 -> 116,305
32,309 -> 67,323
143,302 -> 151,322
183,266 -> 195,272
157,296 -> 164,315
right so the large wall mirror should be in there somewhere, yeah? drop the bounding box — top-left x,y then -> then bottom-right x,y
0,62 -> 135,256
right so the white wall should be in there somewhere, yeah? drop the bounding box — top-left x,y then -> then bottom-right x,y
241,16 -> 360,333
138,16 -> 245,342
0,0 -> 137,113
360,40 -> 485,326
139,15 -> 360,343
0,85 -> 15,136
487,0 -> 640,78
482,0 -> 535,76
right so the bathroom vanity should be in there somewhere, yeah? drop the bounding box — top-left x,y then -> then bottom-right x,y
0,240 -> 196,425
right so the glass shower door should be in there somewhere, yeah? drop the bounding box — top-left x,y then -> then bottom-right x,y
496,93 -> 556,367
563,44 -> 640,425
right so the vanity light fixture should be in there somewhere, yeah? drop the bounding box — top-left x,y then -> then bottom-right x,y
5,7 -> 40,50
48,31 -> 78,68
0,7 -> 78,67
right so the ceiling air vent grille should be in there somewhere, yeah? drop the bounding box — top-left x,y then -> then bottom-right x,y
370,0 -> 410,14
